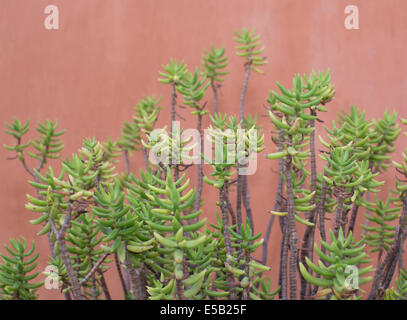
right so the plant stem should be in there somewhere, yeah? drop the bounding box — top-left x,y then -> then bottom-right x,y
262,158 -> 283,265
333,192 -> 344,238
225,188 -> 237,226
236,65 -> 251,234
300,116 -> 317,299
79,253 -> 109,286
123,149 -> 130,174
194,114 -> 204,213
347,202 -> 360,236
142,146 -> 150,171
283,155 -> 299,300
49,206 -> 83,300
98,271 -> 112,300
236,174 -> 243,232
211,82 -> 218,114
114,253 -> 129,298
242,175 -> 254,234
279,217 -> 289,300
170,83 -> 179,181
368,195 -> 407,299
137,263 -> 148,300
124,248 -> 141,299
318,172 -> 328,248
220,183 -> 237,299
361,192 -> 371,237
242,250 -> 250,300
239,66 -> 250,123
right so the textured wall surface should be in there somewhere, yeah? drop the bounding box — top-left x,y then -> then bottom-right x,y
0,0 -> 406,299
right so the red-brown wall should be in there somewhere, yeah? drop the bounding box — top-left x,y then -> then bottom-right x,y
1,0 -> 406,299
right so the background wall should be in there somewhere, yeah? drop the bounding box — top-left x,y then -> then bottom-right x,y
0,0 -> 406,299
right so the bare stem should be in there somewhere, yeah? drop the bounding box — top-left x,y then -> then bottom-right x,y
114,253 -> 129,298
235,65 -> 251,234
123,149 -> 130,174
49,205 -> 83,300
220,184 -> 237,299
194,114 -> 204,213
333,193 -> 344,238
98,271 -> 112,300
262,161 -> 283,265
279,217 -> 289,300
300,117 -> 317,299
347,202 -> 360,236
283,155 -> 299,300
142,146 -> 150,171
170,83 -> 179,181
242,175 -> 254,234
79,253 -> 109,286
211,82 -> 218,114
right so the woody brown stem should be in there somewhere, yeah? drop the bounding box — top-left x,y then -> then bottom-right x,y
283,154 -> 299,300
220,184 -> 237,299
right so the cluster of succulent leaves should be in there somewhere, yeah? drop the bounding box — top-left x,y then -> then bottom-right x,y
0,238 -> 43,300
120,95 -> 162,154
384,268 -> 407,300
299,228 -> 372,300
2,26 -> 407,301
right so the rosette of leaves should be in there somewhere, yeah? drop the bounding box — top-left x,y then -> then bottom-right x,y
135,168 -> 211,300
103,138 -> 121,164
66,213 -> 110,299
201,45 -> 228,113
206,215 -> 278,300
142,126 -> 196,170
27,139 -> 115,238
392,132 -> 407,198
302,70 -> 335,107
384,269 -> 407,300
177,68 -> 210,116
227,218 -> 274,300
158,59 -> 188,85
44,256 -> 70,295
93,179 -> 155,299
299,228 -> 373,300
201,45 -> 228,84
0,238 -> 43,300
361,194 -> 399,261
319,145 -> 383,235
267,72 -> 333,130
25,120 -> 65,165
4,118 -> 65,174
133,95 -> 161,135
335,106 -> 372,161
368,110 -> 401,172
205,115 -> 264,183
120,119 -> 141,154
251,277 -> 280,300
3,118 -> 30,161
62,138 -> 117,190
25,168 -> 69,239
234,27 -> 267,74
120,96 -> 162,170
92,181 -> 137,255
126,170 -> 184,278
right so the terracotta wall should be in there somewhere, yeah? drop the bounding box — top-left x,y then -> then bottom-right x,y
0,0 -> 406,299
